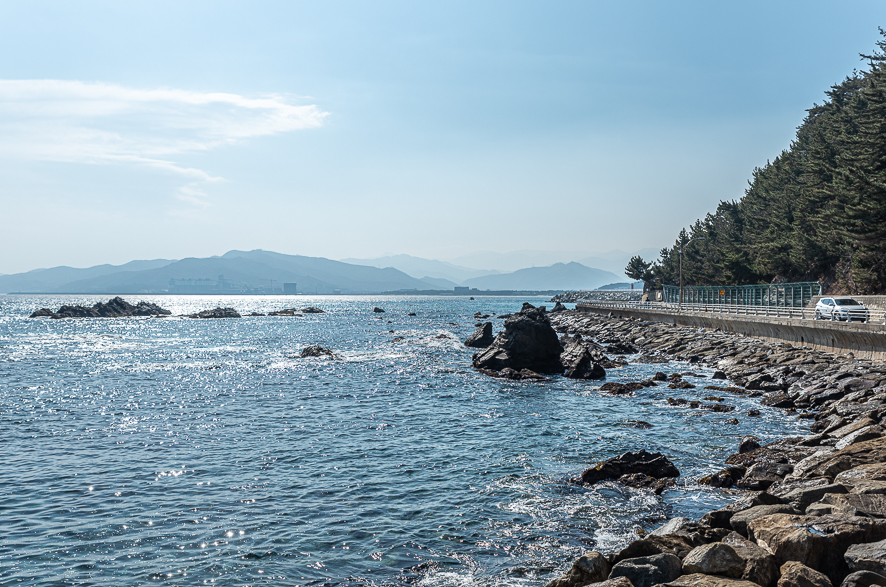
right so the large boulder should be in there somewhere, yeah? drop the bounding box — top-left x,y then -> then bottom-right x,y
840,571 -> 886,587
472,304 -> 563,374
464,322 -> 494,348
681,543 -> 745,578
777,561 -> 834,587
580,450 -> 679,485
736,461 -> 795,490
608,553 -> 681,587
730,505 -> 798,536
807,493 -> 886,518
722,531 -> 779,587
610,534 -> 697,564
747,513 -> 886,585
845,539 -> 886,575
796,437 -> 886,481
543,551 -> 610,587
560,340 -> 606,380
664,575 -> 766,587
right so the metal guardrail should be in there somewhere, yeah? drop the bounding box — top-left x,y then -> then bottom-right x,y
577,301 -> 886,325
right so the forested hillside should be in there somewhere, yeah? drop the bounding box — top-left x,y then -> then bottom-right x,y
634,31 -> 886,295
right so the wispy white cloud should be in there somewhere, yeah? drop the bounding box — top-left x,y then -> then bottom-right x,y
0,80 -> 328,206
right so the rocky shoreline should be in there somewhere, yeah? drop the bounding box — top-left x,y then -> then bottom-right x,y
539,309 -> 886,587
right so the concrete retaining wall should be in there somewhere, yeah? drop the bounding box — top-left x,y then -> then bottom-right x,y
576,303 -> 886,361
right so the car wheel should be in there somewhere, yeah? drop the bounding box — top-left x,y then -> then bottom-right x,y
831,311 -> 837,321
815,310 -> 821,320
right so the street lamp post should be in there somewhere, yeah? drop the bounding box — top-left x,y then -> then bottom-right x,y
679,237 -> 705,308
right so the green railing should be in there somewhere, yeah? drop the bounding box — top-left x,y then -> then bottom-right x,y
662,282 -> 822,307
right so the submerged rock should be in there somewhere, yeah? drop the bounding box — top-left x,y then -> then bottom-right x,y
580,449 -> 680,485
301,307 -> 325,313
476,367 -> 545,380
300,345 -> 335,358
188,307 -> 241,319
372,307 -> 385,313
464,322 -> 494,348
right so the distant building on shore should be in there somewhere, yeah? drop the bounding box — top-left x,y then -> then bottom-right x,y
454,286 -> 479,293
169,274 -> 241,294
283,283 -> 298,294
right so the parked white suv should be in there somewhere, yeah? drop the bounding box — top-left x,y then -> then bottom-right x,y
814,297 -> 870,322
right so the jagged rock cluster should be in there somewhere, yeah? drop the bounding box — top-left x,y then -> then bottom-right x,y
29,296 -> 171,318
543,310 -> 886,587
467,303 -> 613,380
187,307 -> 241,319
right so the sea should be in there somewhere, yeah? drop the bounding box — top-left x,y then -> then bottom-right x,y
0,295 -> 809,586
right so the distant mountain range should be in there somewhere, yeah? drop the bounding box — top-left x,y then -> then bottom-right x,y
0,251 -> 432,294
0,250 -> 631,294
446,248 -> 659,275
460,262 -> 620,291
341,254 -> 499,284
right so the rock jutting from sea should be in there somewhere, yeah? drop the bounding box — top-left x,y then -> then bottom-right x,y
539,309 -> 886,587
29,296 -> 171,318
470,303 -> 610,381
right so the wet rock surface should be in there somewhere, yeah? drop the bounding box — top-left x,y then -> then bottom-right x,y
539,308 -> 886,587
30,296 -> 171,318
464,322 -> 494,348
579,449 -> 680,485
299,345 -> 335,358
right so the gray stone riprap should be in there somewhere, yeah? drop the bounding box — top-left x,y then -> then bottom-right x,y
541,310 -> 886,587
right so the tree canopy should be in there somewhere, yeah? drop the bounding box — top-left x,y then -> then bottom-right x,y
633,30 -> 886,295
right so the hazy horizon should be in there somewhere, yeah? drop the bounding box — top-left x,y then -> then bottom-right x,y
2,2 -> 885,274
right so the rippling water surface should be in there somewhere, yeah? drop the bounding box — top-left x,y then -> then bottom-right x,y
0,295 -> 808,586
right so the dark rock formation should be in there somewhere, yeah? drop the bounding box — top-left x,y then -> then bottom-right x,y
542,551 -> 610,587
472,303 -> 563,374
188,307 -> 241,319
619,472 -> 676,494
30,297 -> 172,319
580,449 -> 680,485
550,302 -> 568,313
841,571 -> 886,587
301,307 -> 325,313
476,367 -> 545,380
561,342 -> 606,379
300,345 -> 335,358
609,552 -> 682,587
464,322 -> 494,348
268,308 -> 303,316
372,307 -> 385,313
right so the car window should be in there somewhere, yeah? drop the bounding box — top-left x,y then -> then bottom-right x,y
826,299 -> 834,305
835,299 -> 861,306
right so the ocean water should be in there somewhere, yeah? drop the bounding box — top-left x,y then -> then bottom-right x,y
0,295 -> 809,586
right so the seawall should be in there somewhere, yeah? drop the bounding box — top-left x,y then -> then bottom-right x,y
576,303 -> 886,360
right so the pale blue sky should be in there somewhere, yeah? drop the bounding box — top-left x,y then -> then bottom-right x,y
1,1 -> 885,273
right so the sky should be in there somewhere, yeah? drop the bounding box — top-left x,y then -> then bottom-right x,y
1,1 -> 886,274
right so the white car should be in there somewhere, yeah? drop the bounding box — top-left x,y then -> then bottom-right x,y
814,297 -> 870,322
